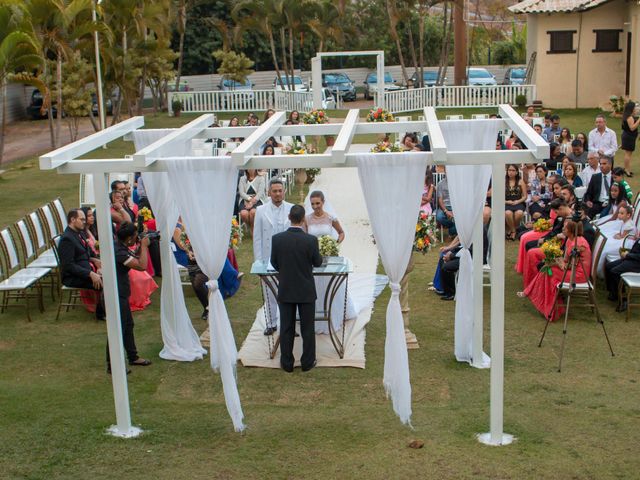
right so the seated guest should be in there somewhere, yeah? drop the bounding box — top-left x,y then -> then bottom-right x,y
436,171 -> 456,236
402,133 -> 424,151
580,151 -> 600,186
58,209 -> 104,320
595,182 -> 629,232
605,237 -> 640,310
189,256 -> 242,321
584,155 -> 613,218
533,124 -> 544,137
420,169 -> 435,215
527,164 -> 552,220
542,114 -> 562,142
588,114 -> 618,158
228,116 -> 244,143
110,190 -> 133,227
522,163 -> 537,185
440,226 -> 489,300
172,218 -> 190,267
505,165 -> 527,240
560,184 -> 576,208
612,167 -> 634,202
430,236 -> 460,295
518,219 -> 591,321
238,169 -> 267,233
567,139 -> 588,165
558,127 -> 573,154
576,132 -> 588,147
597,204 -> 637,277
523,105 -> 536,124
543,113 -> 551,130
544,142 -> 565,170
80,207 -> 98,253
562,162 -> 583,187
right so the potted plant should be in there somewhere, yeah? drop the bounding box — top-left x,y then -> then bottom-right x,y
172,95 -> 183,117
515,94 -> 527,108
609,95 -> 626,117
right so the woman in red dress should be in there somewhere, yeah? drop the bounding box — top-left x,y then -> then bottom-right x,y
518,220 -> 592,321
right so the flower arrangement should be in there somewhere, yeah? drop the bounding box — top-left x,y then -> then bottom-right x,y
532,218 -> 552,232
179,230 -> 192,253
302,109 -> 329,124
139,207 -> 153,221
609,95 -> 626,116
540,238 -> 563,276
285,137 -> 316,155
318,235 -> 339,257
367,107 -> 394,122
414,212 -> 438,254
230,216 -> 242,249
370,140 -> 402,153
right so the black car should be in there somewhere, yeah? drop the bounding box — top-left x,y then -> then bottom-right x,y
321,72 -> 356,101
91,93 -> 113,116
26,89 -> 56,120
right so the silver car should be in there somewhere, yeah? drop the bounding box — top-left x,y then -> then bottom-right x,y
467,68 -> 497,86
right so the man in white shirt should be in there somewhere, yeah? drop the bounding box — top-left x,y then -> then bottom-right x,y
580,151 -> 601,186
253,178 -> 293,335
588,114 -> 618,158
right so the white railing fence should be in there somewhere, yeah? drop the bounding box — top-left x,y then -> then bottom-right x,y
169,90 -> 315,115
385,84 -> 536,114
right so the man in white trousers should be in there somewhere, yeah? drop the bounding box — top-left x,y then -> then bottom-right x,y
253,178 -> 293,335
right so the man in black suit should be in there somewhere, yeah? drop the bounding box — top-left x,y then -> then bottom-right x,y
270,205 -> 323,372
583,156 -> 613,218
605,238 -> 640,311
58,209 -> 104,319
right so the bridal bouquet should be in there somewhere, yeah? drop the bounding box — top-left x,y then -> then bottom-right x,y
302,109 -> 329,124
366,107 -> 394,122
540,237 -> 563,276
533,218 -> 552,232
318,235 -> 339,257
370,140 -> 402,153
230,216 -> 242,249
414,212 -> 438,254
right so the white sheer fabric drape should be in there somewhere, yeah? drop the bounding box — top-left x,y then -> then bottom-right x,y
133,131 -> 206,362
439,120 -> 500,364
356,153 -> 427,425
166,156 -> 245,432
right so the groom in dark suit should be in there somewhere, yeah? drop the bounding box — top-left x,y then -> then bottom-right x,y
270,205 -> 323,372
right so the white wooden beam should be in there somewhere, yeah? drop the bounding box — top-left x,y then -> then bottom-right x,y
423,107 -> 447,164
231,111 -> 286,167
499,104 -> 549,160
39,116 -> 144,170
331,109 -> 360,164
132,114 -> 215,168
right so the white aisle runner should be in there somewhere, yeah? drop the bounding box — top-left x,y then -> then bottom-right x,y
237,167 -> 384,368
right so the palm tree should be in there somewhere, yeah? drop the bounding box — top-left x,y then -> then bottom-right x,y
0,2 -> 44,164
307,0 -> 344,53
282,0 -> 316,90
385,0 -> 409,85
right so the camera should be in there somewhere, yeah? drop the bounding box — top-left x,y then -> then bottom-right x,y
137,215 -> 160,241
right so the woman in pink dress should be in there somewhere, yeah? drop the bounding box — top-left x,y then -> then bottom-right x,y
518,220 -> 591,321
420,170 -> 434,215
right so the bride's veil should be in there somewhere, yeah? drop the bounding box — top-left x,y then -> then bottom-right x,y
304,190 -> 340,239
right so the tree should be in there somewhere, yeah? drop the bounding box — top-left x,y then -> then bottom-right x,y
212,49 -> 254,84
0,2 -> 44,165
385,0 -> 409,84
307,0 -> 344,53
59,51 -> 93,141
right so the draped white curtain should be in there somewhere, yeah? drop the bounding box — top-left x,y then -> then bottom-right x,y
133,131 -> 206,362
439,120 -> 500,364
356,153 -> 427,425
166,156 -> 245,432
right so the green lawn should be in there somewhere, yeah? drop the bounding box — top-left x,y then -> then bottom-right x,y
0,109 -> 639,479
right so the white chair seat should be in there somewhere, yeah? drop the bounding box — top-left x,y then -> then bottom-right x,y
557,281 -> 592,291
605,253 -> 620,263
0,274 -> 41,290
482,264 -> 491,272
28,256 -> 58,268
621,273 -> 640,288
11,266 -> 52,279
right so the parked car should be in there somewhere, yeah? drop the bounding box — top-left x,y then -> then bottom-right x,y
217,77 -> 253,92
26,89 -> 55,120
304,88 -> 336,110
363,72 -> 404,100
321,72 -> 356,101
273,75 -> 307,92
91,93 -> 113,117
167,79 -> 189,92
409,70 -> 441,87
467,68 -> 497,86
503,67 -> 526,85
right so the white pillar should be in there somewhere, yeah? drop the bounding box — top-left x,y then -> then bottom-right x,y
93,172 -> 142,438
478,165 -> 513,446
376,53 -> 385,109
471,212 -> 489,369
92,0 -> 106,132
311,56 -> 322,110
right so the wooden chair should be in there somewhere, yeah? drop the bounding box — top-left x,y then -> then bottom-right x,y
49,198 -> 66,234
619,272 -> 640,322
0,227 -> 50,321
14,218 -> 58,300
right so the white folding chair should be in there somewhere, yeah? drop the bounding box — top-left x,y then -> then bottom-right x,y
26,211 -> 56,261
445,115 -> 463,120
38,204 -> 61,245
16,218 -> 58,298
472,114 -> 489,120
49,198 -> 66,234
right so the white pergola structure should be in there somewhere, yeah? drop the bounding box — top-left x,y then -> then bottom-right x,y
311,51 -> 385,109
39,105 -> 548,445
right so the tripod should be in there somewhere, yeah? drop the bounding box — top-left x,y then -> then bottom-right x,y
538,236 -> 615,372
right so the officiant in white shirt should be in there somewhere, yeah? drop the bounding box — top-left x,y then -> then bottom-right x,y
253,178 -> 293,335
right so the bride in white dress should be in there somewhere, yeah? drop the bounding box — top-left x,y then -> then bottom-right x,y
305,190 -> 359,334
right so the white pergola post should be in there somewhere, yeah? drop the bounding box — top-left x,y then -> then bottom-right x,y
376,53 -> 385,108
312,56 -> 322,110
478,162 -> 514,446
471,212 -> 489,369
93,172 -> 142,438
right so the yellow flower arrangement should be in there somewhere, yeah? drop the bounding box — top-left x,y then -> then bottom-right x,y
540,237 -> 563,276
533,218 -> 552,232
139,207 -> 153,221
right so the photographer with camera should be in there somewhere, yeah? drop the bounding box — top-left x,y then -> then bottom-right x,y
106,221 -> 153,374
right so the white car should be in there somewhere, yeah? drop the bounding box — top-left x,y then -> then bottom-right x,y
363,72 -> 404,100
467,68 -> 497,86
303,88 -> 336,110
273,75 -> 308,92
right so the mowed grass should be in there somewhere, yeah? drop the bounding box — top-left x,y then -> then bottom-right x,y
0,109 -> 639,479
